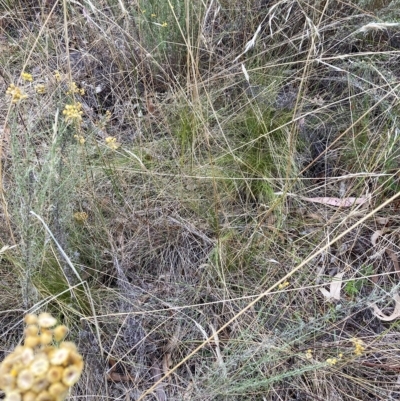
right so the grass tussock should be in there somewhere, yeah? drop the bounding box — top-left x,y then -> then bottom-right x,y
1,0 -> 400,399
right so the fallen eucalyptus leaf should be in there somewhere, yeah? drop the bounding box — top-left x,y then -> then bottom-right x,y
370,229 -> 400,278
369,294 -> 400,321
320,272 -> 345,301
371,229 -> 387,246
280,193 -> 369,208
301,196 -> 368,208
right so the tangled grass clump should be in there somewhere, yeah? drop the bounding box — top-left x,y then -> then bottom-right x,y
0,313 -> 84,401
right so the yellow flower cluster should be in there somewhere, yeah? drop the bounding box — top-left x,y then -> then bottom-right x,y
73,135 -> 85,145
278,281 -> 289,290
105,136 -> 121,150
351,338 -> 365,356
66,82 -> 84,96
63,103 -> 83,123
0,313 -> 84,401
326,357 -> 338,366
21,72 -> 33,82
73,212 -> 88,222
305,349 -> 313,360
35,85 -> 47,94
6,84 -> 28,103
326,353 -> 343,366
54,71 -> 62,82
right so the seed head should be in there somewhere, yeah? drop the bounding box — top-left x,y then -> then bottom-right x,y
62,365 -> 81,386
48,382 -> 67,397
53,326 -> 68,342
38,313 -> 57,329
30,355 -> 49,376
47,366 -> 64,383
24,315 -> 38,325
21,391 -> 36,401
17,370 -> 34,391
4,390 -> 22,401
50,349 -> 69,366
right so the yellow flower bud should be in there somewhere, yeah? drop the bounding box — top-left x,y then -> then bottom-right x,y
24,336 -> 40,348
17,369 -> 34,390
11,346 -> 24,357
48,382 -> 67,397
53,326 -> 68,342
0,373 -> 16,392
49,349 -> 69,366
40,330 -> 53,346
59,342 -> 77,352
36,391 -> 53,401
31,377 -> 49,393
24,315 -> 38,325
30,355 -> 49,376
47,366 -> 64,383
4,390 -> 22,401
69,352 -> 84,372
0,357 -> 14,372
24,325 -> 39,337
20,348 -> 34,367
22,391 -> 37,401
62,365 -> 81,386
38,313 -> 57,328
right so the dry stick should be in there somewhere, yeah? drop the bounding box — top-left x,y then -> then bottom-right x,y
137,190 -> 400,400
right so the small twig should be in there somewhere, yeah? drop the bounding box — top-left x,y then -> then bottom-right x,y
359,361 -> 400,372
150,357 -> 167,401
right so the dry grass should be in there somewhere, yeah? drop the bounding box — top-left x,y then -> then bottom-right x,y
1,0 -> 400,400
